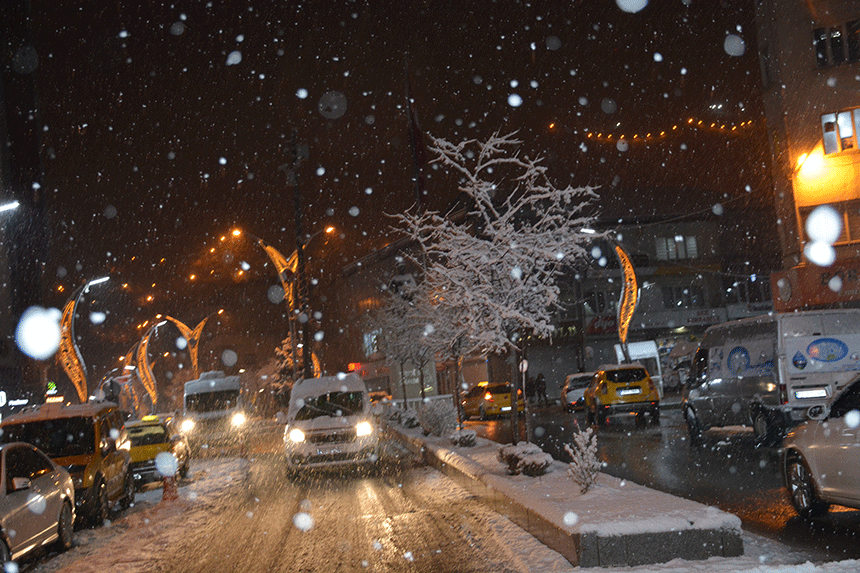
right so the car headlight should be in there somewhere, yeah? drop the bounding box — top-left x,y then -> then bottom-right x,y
288,428 -> 305,443
356,421 -> 373,437
180,419 -> 195,433
231,412 -> 246,427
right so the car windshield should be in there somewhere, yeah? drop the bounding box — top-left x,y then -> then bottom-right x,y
0,417 -> 96,458
185,390 -> 241,413
127,424 -> 169,447
294,391 -> 364,421
606,369 -> 647,384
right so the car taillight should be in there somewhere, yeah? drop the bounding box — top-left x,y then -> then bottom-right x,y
779,383 -> 788,405
517,388 -> 522,395
484,392 -> 494,401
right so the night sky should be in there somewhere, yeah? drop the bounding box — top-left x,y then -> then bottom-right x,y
22,0 -> 773,385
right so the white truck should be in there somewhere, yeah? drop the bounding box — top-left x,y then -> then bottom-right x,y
181,371 -> 246,451
683,309 -> 860,445
615,340 -> 664,398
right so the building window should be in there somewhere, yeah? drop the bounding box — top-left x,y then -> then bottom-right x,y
814,20 -> 860,67
655,235 -> 698,260
799,201 -> 860,244
661,285 -> 704,309
363,328 -> 381,358
821,109 -> 860,154
583,289 -> 618,315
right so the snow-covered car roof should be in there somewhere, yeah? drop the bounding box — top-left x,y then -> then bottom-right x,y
0,401 -> 120,425
291,373 -> 367,403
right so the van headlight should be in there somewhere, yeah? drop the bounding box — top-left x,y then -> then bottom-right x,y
231,412 -> 246,428
356,421 -> 374,437
288,428 -> 305,443
180,419 -> 195,433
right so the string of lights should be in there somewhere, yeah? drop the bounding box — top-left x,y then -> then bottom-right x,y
579,117 -> 756,144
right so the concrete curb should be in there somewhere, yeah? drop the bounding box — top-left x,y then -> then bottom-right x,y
389,426 -> 742,568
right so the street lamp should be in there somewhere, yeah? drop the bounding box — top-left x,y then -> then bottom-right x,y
57,275 -> 109,403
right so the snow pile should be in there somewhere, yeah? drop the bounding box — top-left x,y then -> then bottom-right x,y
498,441 -> 553,476
449,428 -> 477,447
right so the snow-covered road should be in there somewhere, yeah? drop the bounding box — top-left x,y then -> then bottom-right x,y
20,451 -> 859,573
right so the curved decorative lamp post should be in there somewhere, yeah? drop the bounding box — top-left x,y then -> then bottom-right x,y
57,276 -> 109,402
614,242 -> 639,364
135,320 -> 167,410
163,310 -> 223,380
231,228 -> 331,379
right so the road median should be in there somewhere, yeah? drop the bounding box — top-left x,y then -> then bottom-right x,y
388,423 -> 742,568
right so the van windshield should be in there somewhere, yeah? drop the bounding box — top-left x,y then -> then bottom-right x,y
294,391 -> 364,421
606,369 -> 647,383
0,417 -> 96,458
185,390 -> 241,413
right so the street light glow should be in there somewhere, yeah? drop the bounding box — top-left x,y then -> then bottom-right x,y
0,200 -> 19,213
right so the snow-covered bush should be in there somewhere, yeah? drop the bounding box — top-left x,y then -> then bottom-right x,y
449,428 -> 477,448
564,425 -> 601,493
417,399 -> 457,437
498,441 -> 553,476
389,407 -> 420,429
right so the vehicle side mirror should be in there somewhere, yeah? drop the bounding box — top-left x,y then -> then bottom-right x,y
807,405 -> 828,421
11,477 -> 30,491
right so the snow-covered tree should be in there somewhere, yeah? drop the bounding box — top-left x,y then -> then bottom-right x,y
395,131 -> 600,356
395,131 -> 600,434
370,278 -> 436,407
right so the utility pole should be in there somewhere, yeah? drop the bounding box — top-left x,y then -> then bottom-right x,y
286,131 -> 312,380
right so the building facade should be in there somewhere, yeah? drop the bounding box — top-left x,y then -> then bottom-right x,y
757,0 -> 860,310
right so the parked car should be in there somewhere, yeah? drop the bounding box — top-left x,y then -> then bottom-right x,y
0,401 -> 134,526
584,365 -> 660,426
126,414 -> 191,488
461,382 -> 525,420
781,374 -> 860,519
284,373 -> 379,471
561,372 -> 595,412
0,442 -> 75,563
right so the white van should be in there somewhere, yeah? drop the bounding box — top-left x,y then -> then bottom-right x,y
181,371 -> 246,449
283,373 -> 379,471
683,309 -> 860,445
615,340 -> 664,398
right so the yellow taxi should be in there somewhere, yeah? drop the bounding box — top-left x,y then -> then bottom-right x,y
584,365 -> 660,427
461,382 -> 525,420
126,414 -> 191,488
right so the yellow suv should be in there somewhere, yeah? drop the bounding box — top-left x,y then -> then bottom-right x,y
584,365 -> 660,427
0,401 -> 134,526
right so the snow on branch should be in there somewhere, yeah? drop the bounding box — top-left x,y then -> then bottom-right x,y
394,131 -> 600,355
